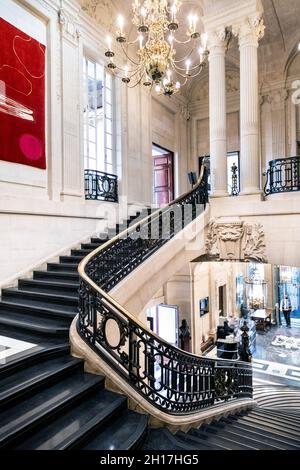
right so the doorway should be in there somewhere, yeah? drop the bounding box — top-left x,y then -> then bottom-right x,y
152,144 -> 174,207
147,303 -> 179,347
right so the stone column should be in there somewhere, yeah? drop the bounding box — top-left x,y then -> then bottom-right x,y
208,29 -> 228,197
235,16 -> 265,194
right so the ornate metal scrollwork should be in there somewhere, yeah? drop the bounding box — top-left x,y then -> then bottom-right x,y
85,169 -> 118,202
264,156 -> 300,196
78,167 -> 253,415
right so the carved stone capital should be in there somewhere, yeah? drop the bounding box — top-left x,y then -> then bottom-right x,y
205,219 -> 267,263
233,15 -> 265,48
207,27 -> 227,52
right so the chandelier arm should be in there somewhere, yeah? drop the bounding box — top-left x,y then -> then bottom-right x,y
126,74 -> 143,89
120,43 -> 140,66
173,45 -> 197,64
172,36 -> 193,45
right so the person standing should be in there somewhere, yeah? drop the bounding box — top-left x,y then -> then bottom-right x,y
280,294 -> 292,328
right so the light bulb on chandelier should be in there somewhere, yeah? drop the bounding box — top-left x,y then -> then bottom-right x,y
104,0 -> 209,97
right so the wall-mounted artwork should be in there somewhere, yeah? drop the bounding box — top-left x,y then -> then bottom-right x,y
0,17 -> 46,169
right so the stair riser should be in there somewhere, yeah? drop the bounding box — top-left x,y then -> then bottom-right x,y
71,250 -> 92,257
59,256 -> 83,264
64,400 -> 127,450
18,281 -> 79,297
0,360 -> 83,411
1,290 -> 78,308
0,378 -> 104,449
0,317 -> 69,337
47,263 -> 78,273
0,302 -> 75,321
33,272 -> 79,283
0,346 -> 70,380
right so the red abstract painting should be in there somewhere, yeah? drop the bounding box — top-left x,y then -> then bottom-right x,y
0,17 -> 46,169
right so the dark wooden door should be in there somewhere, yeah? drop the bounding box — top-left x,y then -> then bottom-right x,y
153,153 -> 174,207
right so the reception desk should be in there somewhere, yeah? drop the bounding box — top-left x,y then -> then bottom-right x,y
216,338 -> 239,360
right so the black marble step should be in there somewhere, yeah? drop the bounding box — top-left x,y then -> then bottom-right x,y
47,262 -> 78,272
33,270 -> 79,283
59,255 -> 84,265
200,421 -> 281,450
71,249 -> 93,257
14,390 -> 127,450
1,287 -> 78,308
225,416 -> 300,446
90,238 -> 109,245
143,428 -> 201,451
0,344 -> 70,379
0,371 -> 104,449
249,408 -> 300,428
0,299 -> 76,321
81,242 -> 104,250
81,410 -> 148,451
235,412 -> 300,439
0,309 -> 70,336
0,354 -> 82,409
188,426 -> 257,450
221,417 -> 300,449
18,279 -> 79,296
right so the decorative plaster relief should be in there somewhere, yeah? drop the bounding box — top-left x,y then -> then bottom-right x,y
59,9 -> 81,42
80,0 -> 113,30
205,219 -> 267,263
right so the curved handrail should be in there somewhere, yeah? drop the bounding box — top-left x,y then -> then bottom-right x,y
77,166 -> 252,415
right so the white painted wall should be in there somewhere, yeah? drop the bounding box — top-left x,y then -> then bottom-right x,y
0,0 -> 185,284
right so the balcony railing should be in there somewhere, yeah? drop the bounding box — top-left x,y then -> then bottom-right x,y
264,156 -> 300,195
78,166 -> 253,416
85,169 -> 118,202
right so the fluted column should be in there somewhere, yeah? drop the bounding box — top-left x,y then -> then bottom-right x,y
235,17 -> 265,194
208,29 -> 228,197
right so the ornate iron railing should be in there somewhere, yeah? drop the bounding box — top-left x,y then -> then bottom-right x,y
78,166 -> 252,415
85,169 -> 118,202
230,163 -> 240,196
264,156 -> 300,195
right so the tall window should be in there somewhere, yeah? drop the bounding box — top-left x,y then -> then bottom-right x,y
83,57 -> 115,173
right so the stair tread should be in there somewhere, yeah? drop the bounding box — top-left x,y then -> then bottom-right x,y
2,287 -> 78,301
34,270 -> 79,279
0,299 -> 76,316
20,279 -> 79,288
14,389 -> 126,450
144,429 -> 208,451
190,427 -> 258,450
0,309 -> 70,332
0,354 -> 82,404
81,409 -> 148,450
0,296 -> 77,313
0,371 -> 104,448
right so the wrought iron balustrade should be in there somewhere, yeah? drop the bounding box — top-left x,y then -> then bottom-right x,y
85,169 -> 118,202
264,156 -> 300,195
78,166 -> 253,415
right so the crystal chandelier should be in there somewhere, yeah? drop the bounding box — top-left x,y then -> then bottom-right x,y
105,0 -> 209,97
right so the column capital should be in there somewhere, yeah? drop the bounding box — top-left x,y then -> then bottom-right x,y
207,27 -> 227,54
233,14 -> 265,48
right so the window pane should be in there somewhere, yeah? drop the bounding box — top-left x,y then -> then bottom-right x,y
88,60 -> 95,78
105,119 -> 112,135
106,104 -> 112,119
88,158 -> 97,170
106,72 -> 112,89
89,127 -> 96,143
89,142 -> 96,158
106,163 -> 113,174
105,88 -> 112,105
106,133 -> 112,150
96,63 -> 104,82
106,148 -> 113,164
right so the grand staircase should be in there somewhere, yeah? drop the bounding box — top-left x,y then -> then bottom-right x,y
1,170 -> 300,450
0,210 -> 149,450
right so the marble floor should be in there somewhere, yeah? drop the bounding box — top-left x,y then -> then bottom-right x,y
0,335 -> 37,365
